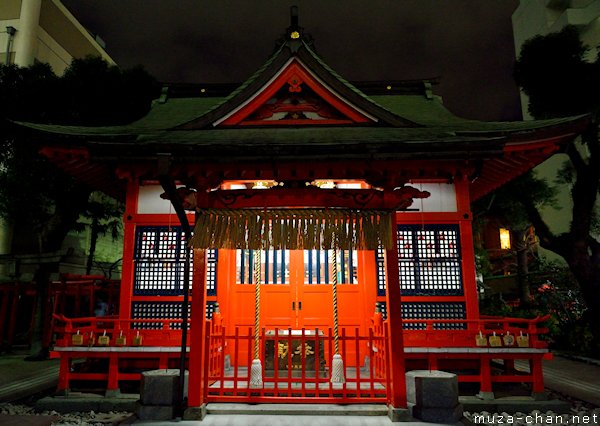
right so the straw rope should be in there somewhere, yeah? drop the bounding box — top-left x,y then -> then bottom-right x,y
190,209 -> 392,250
249,248 -> 263,388
331,248 -> 339,355
330,246 -> 345,383
253,249 -> 261,359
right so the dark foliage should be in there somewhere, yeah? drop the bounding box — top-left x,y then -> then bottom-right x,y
509,25 -> 600,355
0,57 -> 159,254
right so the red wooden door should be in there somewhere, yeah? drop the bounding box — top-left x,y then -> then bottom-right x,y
225,249 -> 367,366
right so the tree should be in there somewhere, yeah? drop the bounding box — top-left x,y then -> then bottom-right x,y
513,25 -> 600,353
473,173 -> 558,306
0,57 -> 159,358
1,57 -> 158,255
75,193 -> 124,275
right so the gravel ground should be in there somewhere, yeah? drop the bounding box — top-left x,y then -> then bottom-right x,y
0,402 -> 133,425
464,390 -> 600,425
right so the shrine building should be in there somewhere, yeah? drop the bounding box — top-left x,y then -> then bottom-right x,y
19,10 -> 588,419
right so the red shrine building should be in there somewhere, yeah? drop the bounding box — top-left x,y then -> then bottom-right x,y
22,12 -> 587,418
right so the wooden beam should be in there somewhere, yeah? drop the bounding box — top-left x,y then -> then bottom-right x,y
194,186 -> 430,210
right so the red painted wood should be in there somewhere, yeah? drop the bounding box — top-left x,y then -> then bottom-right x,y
195,187 -> 428,210
188,249 -> 207,407
384,212 -> 407,408
219,60 -> 372,126
119,179 -> 139,321
223,249 -> 368,366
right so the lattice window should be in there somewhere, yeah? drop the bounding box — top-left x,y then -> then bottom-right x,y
131,301 -> 191,329
205,301 -> 218,319
206,249 -> 217,296
134,226 -> 192,296
374,302 -> 466,329
397,225 -> 463,296
377,301 -> 387,320
237,250 -> 289,284
376,247 -> 386,296
401,302 -> 466,330
134,226 -> 217,296
130,301 -> 219,329
304,250 -> 357,284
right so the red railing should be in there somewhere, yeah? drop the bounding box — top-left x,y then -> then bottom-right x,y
50,310 -> 551,398
52,314 -> 185,347
204,323 -> 390,404
401,315 -> 550,348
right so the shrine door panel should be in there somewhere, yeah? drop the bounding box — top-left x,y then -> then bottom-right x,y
228,249 -> 366,365
254,249 -> 294,329
299,249 -> 363,365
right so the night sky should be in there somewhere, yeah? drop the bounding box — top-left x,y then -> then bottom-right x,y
61,0 -> 522,121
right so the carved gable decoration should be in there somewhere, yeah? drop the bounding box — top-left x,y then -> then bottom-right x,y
215,59 -> 375,126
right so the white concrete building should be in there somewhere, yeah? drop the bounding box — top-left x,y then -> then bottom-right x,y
0,0 -> 114,73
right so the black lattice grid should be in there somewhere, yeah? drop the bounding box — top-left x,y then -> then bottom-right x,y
399,261 -> 417,292
397,230 -> 415,258
376,247 -> 386,296
131,301 -> 218,327
401,302 -> 466,330
416,260 -> 461,294
396,225 -> 463,296
206,249 -> 217,296
136,227 -> 184,259
132,301 -> 191,329
134,261 -> 193,295
205,301 -> 217,319
377,301 -> 387,320
134,226 -> 220,297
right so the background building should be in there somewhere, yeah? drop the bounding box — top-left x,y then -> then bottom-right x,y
0,0 -> 114,71
0,0 -> 117,280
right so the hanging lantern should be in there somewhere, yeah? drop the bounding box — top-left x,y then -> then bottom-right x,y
499,228 -> 511,250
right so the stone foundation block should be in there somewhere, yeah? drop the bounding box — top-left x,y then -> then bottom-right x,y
140,369 -> 188,406
406,370 -> 463,423
406,370 -> 459,408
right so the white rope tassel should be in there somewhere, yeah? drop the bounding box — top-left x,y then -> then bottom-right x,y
249,249 -> 263,389
331,353 -> 345,384
330,248 -> 345,383
249,358 -> 263,389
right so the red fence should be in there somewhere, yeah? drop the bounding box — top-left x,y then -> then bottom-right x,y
0,274 -> 119,351
50,311 -> 551,400
204,324 -> 390,404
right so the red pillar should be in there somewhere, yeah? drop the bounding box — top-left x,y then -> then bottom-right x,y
119,179 -> 138,321
384,212 -> 407,408
187,249 -> 207,407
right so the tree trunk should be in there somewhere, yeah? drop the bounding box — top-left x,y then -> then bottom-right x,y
23,185 -> 91,359
563,246 -> 600,354
566,126 -> 600,353
25,263 -> 54,360
86,218 -> 99,275
513,229 -> 531,307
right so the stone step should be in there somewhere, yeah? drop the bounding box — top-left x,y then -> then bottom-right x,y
206,403 -> 389,416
